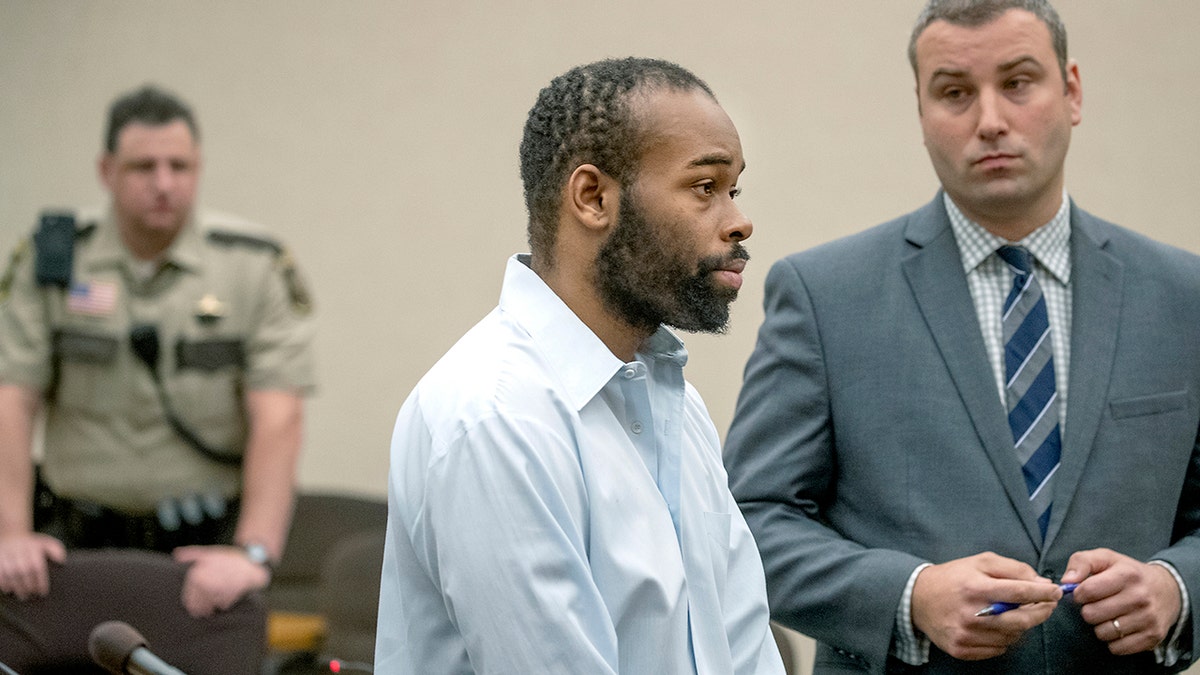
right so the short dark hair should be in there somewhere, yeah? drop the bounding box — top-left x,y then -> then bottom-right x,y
908,0 -> 1068,81
519,57 -> 714,261
104,84 -> 199,152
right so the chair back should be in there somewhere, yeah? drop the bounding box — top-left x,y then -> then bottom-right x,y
0,548 -> 265,675
270,492 -> 387,614
319,529 -> 386,663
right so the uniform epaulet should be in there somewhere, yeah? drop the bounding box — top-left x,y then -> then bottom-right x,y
206,228 -> 313,315
206,229 -> 283,255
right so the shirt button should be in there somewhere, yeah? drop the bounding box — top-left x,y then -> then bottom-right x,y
631,421 -> 643,434
623,368 -> 636,379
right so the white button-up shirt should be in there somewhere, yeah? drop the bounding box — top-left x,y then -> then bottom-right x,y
375,254 -> 783,675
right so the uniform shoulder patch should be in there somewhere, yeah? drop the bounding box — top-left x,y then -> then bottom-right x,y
0,238 -> 31,304
276,248 -> 314,316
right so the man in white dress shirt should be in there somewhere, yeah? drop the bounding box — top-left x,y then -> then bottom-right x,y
374,57 -> 785,674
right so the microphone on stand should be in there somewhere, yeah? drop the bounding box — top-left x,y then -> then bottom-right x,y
88,621 -> 185,675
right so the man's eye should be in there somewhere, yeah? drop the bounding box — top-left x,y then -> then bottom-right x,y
694,183 -> 715,196
730,187 -> 742,199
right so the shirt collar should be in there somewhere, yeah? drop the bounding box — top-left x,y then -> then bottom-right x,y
84,207 -> 203,274
944,191 -> 1072,285
163,213 -> 204,271
498,254 -> 687,410
641,324 -> 689,368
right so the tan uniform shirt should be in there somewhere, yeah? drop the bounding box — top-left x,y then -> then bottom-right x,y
0,208 -> 315,513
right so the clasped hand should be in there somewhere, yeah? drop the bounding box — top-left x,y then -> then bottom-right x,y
912,549 -> 1180,661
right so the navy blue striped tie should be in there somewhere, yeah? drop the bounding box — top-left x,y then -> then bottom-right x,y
997,245 -> 1061,539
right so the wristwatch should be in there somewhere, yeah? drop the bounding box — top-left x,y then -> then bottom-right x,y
241,542 -> 275,573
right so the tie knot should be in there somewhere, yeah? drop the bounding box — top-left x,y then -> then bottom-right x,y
997,245 -> 1034,275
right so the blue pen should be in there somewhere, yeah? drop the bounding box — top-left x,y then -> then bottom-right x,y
974,583 -> 1078,617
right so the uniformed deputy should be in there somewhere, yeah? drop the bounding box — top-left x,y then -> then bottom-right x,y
0,85 -> 315,617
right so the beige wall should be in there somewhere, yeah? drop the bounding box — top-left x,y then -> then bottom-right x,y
2,1 -> 1198,501
3,3 -> 1198,673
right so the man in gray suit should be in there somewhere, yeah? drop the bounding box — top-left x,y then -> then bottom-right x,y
724,0 -> 1200,672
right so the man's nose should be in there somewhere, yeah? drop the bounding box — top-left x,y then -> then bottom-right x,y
152,163 -> 175,191
723,205 -> 753,242
975,88 -> 1009,141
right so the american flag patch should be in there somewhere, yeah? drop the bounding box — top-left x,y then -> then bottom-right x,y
66,280 -> 118,316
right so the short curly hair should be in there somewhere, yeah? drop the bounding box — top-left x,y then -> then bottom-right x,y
105,84 -> 199,153
519,57 -> 713,262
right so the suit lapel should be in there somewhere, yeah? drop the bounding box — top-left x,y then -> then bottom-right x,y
1042,206 -> 1123,547
901,196 -> 1044,547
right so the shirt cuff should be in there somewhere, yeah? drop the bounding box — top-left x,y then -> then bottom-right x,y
1149,560 -> 1190,666
892,562 -> 933,665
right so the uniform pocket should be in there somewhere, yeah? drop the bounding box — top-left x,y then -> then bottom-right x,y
55,329 -> 118,364
175,338 -> 245,371
52,329 -> 122,413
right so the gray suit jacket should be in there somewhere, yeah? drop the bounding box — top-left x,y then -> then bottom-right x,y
725,194 -> 1200,674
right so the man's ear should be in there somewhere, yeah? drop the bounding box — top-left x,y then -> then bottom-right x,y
565,164 -> 619,233
1065,58 -> 1083,127
98,153 -> 115,191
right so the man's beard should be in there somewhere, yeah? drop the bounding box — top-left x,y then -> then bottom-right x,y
594,190 -> 748,335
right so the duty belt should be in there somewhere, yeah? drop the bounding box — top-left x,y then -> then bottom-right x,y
39,491 -> 240,553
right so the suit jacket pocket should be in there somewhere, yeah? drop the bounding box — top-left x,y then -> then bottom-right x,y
1109,390 -> 1189,419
